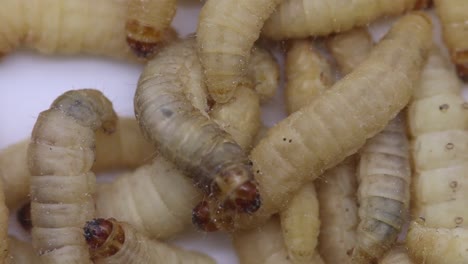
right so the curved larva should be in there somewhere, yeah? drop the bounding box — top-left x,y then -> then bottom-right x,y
233,216 -> 324,264
28,89 -> 118,263
408,47 -> 468,229
249,47 -> 280,103
317,157 -> 358,264
0,0 -> 177,60
378,245 -> 413,264
197,0 -> 284,103
285,39 -> 333,114
135,38 -> 261,224
125,0 -> 177,58
262,0 -> 428,40
434,0 -> 468,79
8,236 -> 42,264
0,118 -> 154,210
326,28 -> 374,75
202,12 -> 431,231
84,218 -> 216,264
353,114 -> 411,263
407,221 -> 468,263
95,155 -> 202,240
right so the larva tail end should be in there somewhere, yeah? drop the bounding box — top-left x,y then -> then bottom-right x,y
17,202 -> 32,232
192,201 -> 220,232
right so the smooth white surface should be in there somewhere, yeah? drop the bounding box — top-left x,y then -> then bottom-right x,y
0,3 -> 467,264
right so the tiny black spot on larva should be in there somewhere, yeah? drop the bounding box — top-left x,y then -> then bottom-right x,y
256,170 -> 260,174
288,139 -> 292,143
283,137 -> 287,141
439,104 -> 449,112
160,108 -> 173,118
446,143 -> 454,150
247,160 -> 253,166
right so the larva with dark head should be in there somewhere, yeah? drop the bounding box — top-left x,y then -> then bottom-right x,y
196,12 -> 432,232
0,0 -> 177,61
29,89 -> 118,263
197,0 -> 284,103
434,0 -> 468,80
83,218 -> 216,264
0,118 -> 154,210
262,0 -> 429,40
134,38 -> 261,229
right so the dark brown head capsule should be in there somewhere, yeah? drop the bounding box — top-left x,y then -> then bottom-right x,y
192,200 -> 236,232
83,218 -> 125,259
17,202 -> 32,232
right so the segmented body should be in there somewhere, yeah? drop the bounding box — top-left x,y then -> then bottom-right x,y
134,38 -> 260,220
0,0 -> 176,60
84,218 -> 216,264
197,0 -> 284,103
262,0 -> 428,40
353,114 -> 411,263
28,89 -> 117,263
434,0 -> 468,79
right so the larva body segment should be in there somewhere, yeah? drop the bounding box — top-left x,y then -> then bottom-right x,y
317,157 -> 358,264
197,0 -> 284,103
125,0 -> 177,58
279,182 -> 320,264
0,0 -> 176,60
28,89 -> 117,263
434,0 -> 468,79
233,217 -> 324,264
95,155 -> 202,240
408,47 -> 468,229
262,0 -> 427,40
84,218 -> 216,264
0,118 -> 154,210
8,236 -> 42,264
326,28 -> 374,75
135,38 -> 260,218
407,221 -> 468,263
379,245 -> 413,264
207,13 -> 432,231
285,39 -> 333,114
249,47 -> 280,103
353,114 -> 411,263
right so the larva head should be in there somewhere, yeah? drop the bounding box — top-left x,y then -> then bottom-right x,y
213,163 -> 261,214
84,218 -> 125,259
17,202 -> 32,232
125,21 -> 178,59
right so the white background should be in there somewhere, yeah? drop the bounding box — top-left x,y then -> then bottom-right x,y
0,2 -> 466,264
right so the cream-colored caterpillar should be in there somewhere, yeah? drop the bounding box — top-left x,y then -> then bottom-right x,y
379,245 -> 413,264
197,0 -> 284,103
317,157 -> 358,264
198,12 -> 432,232
233,216 -> 324,264
285,39 -> 333,114
353,114 -> 411,263
434,0 -> 468,80
83,218 -> 216,264
262,0 -> 428,40
29,89 -> 117,263
0,118 -> 154,210
406,47 -> 468,262
135,38 -> 261,228
0,0 -> 177,60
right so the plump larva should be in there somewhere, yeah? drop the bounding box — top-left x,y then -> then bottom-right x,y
95,155 -> 202,240
353,114 -> 411,263
200,12 -> 432,231
280,182 -> 320,264
197,0 -> 284,103
326,28 -> 374,75
285,39 -> 333,114
407,221 -> 468,263
0,118 -> 154,210
233,216 -> 324,264
249,47 -> 280,103
379,245 -> 413,264
135,38 -> 261,223
84,218 -> 216,264
8,236 -> 42,264
125,0 -> 177,58
262,0 -> 428,40
0,0 -> 177,60
28,89 -> 117,263
434,0 -> 468,79
317,157 -> 358,264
